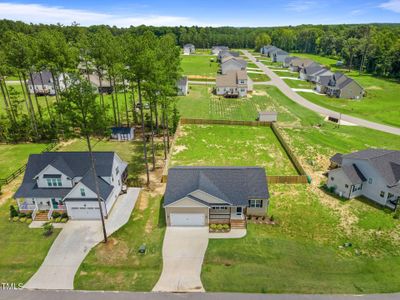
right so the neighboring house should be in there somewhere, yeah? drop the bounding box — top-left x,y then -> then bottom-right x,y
263,46 -> 278,57
211,46 -> 229,56
220,57 -> 247,74
164,166 -> 270,227
309,68 -> 333,84
327,149 -> 400,209
299,62 -> 324,81
215,70 -> 248,98
325,72 -> 364,99
218,50 -> 240,62
111,127 -> 135,141
271,50 -> 289,63
15,152 -> 128,220
288,58 -> 314,72
177,76 -> 189,96
183,44 -> 195,55
258,111 -> 278,122
260,45 -> 272,55
27,71 -> 67,96
283,56 -> 299,68
88,74 -> 113,94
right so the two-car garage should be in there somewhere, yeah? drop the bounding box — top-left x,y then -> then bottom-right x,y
170,213 -> 206,226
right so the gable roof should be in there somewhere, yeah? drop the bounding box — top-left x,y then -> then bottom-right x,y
221,57 -> 247,68
76,169 -> 114,200
274,50 -> 289,56
330,153 -> 343,165
342,164 -> 367,185
290,58 -> 314,68
27,71 -> 53,86
216,70 -> 247,87
301,63 -> 323,75
177,76 -> 188,87
111,127 -> 133,135
164,166 -> 269,207
14,152 -> 119,199
343,149 -> 400,186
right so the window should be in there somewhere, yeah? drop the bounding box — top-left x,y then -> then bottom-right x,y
330,177 -> 334,181
47,177 -> 62,187
345,184 -> 349,188
47,178 -> 52,187
368,178 -> 373,184
80,188 -> 86,197
380,191 -> 385,198
211,206 -> 227,210
249,199 -> 263,208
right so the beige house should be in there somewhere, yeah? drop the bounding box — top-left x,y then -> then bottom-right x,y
164,167 -> 270,228
215,70 -> 248,98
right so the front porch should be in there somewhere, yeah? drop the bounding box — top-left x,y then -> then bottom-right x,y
16,198 -> 67,221
209,206 -> 246,228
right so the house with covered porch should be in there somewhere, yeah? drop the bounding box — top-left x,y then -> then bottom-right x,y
14,152 -> 128,221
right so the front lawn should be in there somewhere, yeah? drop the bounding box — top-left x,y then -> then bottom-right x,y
202,184 -> 400,294
170,124 -> 297,176
0,143 -> 50,178
248,72 -> 270,82
274,70 -> 299,78
284,78 -> 315,89
74,195 -> 165,291
0,199 -> 60,284
181,55 -> 219,77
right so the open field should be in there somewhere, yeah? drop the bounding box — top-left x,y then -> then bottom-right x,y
291,52 -> 339,68
202,184 -> 400,294
0,143 -> 49,178
180,55 -> 219,78
74,195 -> 165,291
283,78 -> 315,89
170,124 -> 297,175
248,72 -> 270,82
0,198 -> 60,284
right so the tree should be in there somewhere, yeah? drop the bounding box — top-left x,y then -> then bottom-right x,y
343,38 -> 359,71
57,76 -> 109,243
254,33 -> 271,51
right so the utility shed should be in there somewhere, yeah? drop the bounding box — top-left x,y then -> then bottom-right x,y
111,127 -> 135,141
258,111 -> 278,122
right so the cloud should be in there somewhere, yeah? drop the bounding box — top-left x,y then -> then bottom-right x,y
285,1 -> 317,12
0,2 -> 209,27
380,0 -> 400,13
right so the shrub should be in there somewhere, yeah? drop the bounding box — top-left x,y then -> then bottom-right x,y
18,212 -> 26,218
12,216 -> 19,222
61,213 -> 68,219
42,222 -> 54,236
26,212 -> 32,219
270,215 -> 274,222
26,219 -> 32,224
52,212 -> 61,219
55,217 -> 62,223
210,224 -> 217,230
222,224 -> 230,230
9,205 -> 18,218
19,217 -> 26,223
61,218 -> 68,223
216,224 -> 223,230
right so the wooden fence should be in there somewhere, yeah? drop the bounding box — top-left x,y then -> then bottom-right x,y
180,118 -> 272,127
0,141 -> 58,187
268,175 -> 308,184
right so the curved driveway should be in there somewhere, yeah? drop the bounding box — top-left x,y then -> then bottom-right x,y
242,50 -> 400,136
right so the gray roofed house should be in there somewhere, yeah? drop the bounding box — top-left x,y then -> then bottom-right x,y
27,71 -> 68,96
218,50 -> 240,62
15,152 -> 128,220
283,56 -> 299,68
164,166 -> 270,226
220,57 -> 247,74
327,149 -> 400,209
263,46 -> 278,57
183,43 -> 195,55
177,76 -> 189,96
325,72 -> 364,99
211,46 -> 229,55
88,74 -> 113,94
299,62 -> 324,81
215,70 -> 249,98
271,50 -> 289,63
111,127 -> 135,141
288,58 -> 315,72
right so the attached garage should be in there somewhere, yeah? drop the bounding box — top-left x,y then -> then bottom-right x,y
170,213 -> 205,226
65,201 -> 106,220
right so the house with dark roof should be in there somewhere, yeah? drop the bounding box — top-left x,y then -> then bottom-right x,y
299,62 -> 324,81
220,57 -> 247,75
324,72 -> 364,99
288,58 -> 315,72
211,46 -> 229,56
271,50 -> 289,63
27,71 -> 68,96
327,149 -> 400,209
283,56 -> 299,68
183,44 -> 195,55
217,50 -> 240,62
111,127 -> 135,141
164,167 -> 270,227
15,152 -> 128,220
215,70 -> 249,98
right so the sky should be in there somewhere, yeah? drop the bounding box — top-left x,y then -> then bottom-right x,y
0,0 -> 399,27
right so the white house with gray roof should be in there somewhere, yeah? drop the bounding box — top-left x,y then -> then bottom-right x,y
215,70 -> 249,98
164,167 -> 270,227
327,149 -> 400,209
220,57 -> 247,75
324,72 -> 364,99
271,50 -> 289,63
27,71 -> 68,96
15,152 -> 128,220
183,44 -> 195,55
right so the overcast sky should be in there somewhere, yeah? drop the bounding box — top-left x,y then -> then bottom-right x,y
0,0 -> 399,27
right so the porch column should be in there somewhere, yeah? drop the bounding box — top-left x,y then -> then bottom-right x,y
16,198 -> 20,209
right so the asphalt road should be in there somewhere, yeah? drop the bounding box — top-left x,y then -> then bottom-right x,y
1,290 -> 400,300
242,50 -> 400,136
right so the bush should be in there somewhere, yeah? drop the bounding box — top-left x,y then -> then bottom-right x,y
52,212 -> 61,219
26,219 -> 32,224
55,217 -> 62,223
61,213 -> 68,219
42,222 -> 54,236
19,217 -> 26,223
12,216 -> 19,222
9,205 -> 19,218
18,212 -> 26,218
26,212 -> 32,219
61,218 -> 68,223
270,215 -> 274,222
210,224 -> 217,230
216,224 -> 223,230
222,224 -> 230,230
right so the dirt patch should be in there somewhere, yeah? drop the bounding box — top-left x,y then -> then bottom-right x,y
365,86 -> 382,90
95,237 -> 130,264
173,145 -> 188,155
188,75 -> 215,80
252,89 -> 267,96
0,176 -> 23,207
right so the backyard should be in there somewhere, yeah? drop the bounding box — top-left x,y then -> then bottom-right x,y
170,124 -> 298,176
180,55 -> 219,79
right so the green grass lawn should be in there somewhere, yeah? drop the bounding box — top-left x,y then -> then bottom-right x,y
180,55 -> 219,78
284,78 -> 315,89
0,198 -> 60,284
170,125 -> 297,175
291,53 -> 339,68
247,62 -> 259,69
274,70 -> 299,78
0,143 -> 49,178
74,195 -> 165,291
248,72 -> 270,82
202,184 -> 400,294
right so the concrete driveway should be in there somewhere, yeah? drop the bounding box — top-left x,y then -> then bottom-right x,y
24,188 -> 141,290
153,227 -> 209,292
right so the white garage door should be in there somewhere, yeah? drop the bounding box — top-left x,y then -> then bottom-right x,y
170,213 -> 205,226
69,206 -> 101,220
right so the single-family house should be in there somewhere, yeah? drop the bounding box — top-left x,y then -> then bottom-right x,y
283,56 -> 299,68
88,74 -> 113,94
299,62 -> 324,81
211,46 -> 229,56
177,76 -> 189,96
271,50 -> 289,63
327,149 -> 400,209
309,68 -> 333,83
263,46 -> 278,57
215,70 -> 248,98
218,50 -> 240,62
27,71 -> 67,96
111,127 -> 135,141
164,166 -> 270,227
14,152 -> 128,220
260,45 -> 272,55
325,73 -> 364,99
288,58 -> 314,72
258,111 -> 278,122
220,57 -> 247,74
183,44 -> 195,55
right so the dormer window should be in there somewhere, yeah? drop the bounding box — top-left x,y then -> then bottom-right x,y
45,175 -> 62,187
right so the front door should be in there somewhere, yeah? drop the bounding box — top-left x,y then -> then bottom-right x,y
236,207 -> 243,216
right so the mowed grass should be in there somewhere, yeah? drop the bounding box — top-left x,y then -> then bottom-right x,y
0,143 -> 49,178
283,78 -> 315,89
170,125 -> 297,175
74,195 -> 165,291
248,72 -> 270,82
292,52 -> 338,68
274,70 -> 298,78
0,198 -> 60,284
180,55 -> 219,77
202,184 -> 400,294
